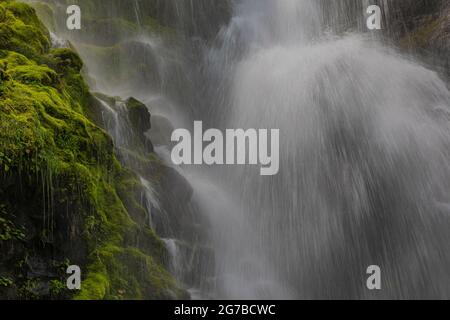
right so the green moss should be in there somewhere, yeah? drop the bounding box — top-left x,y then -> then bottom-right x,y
48,48 -> 84,72
115,168 -> 148,224
0,204 -> 25,241
0,0 -> 50,59
116,147 -> 164,182
49,279 -> 68,297
76,245 -> 183,300
8,62 -> 58,86
75,269 -> 109,300
0,1 -> 184,300
0,276 -> 14,287
26,2 -> 56,32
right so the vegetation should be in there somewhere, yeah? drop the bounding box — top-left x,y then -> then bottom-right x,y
0,0 -> 184,300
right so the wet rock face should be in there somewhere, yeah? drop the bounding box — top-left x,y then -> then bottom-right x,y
42,0 -> 232,41
0,176 -> 88,300
431,4 -> 450,75
89,94 -> 154,154
147,0 -> 233,40
125,97 -> 154,153
152,164 -> 214,291
392,1 -> 450,78
154,166 -> 194,237
378,0 -> 444,39
147,115 -> 174,147
126,97 -> 151,133
319,0 -> 445,34
319,0 -> 449,78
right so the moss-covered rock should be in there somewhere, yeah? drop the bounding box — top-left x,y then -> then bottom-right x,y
0,0 -> 184,300
0,0 -> 50,59
27,1 -> 55,32
125,97 -> 153,152
48,47 -> 84,72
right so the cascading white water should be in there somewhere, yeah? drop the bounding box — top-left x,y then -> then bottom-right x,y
139,175 -> 161,229
34,0 -> 450,299
201,0 -> 450,299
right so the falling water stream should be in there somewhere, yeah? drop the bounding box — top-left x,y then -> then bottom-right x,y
200,0 -> 450,299
34,0 -> 450,299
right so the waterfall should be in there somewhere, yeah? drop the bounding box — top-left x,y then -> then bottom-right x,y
199,0 -> 450,299
139,175 -> 161,229
30,0 -> 450,299
133,0 -> 142,28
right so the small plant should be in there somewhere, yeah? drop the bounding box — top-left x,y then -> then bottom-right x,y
49,279 -> 66,297
17,279 -> 39,300
0,205 -> 26,241
0,276 -> 13,287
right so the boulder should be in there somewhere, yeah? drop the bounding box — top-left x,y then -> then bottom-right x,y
126,97 -> 154,153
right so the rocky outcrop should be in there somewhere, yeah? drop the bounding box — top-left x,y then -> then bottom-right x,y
319,0 -> 449,79
88,83 -> 211,297
125,97 -> 154,153
398,2 -> 450,77
34,0 -> 232,40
